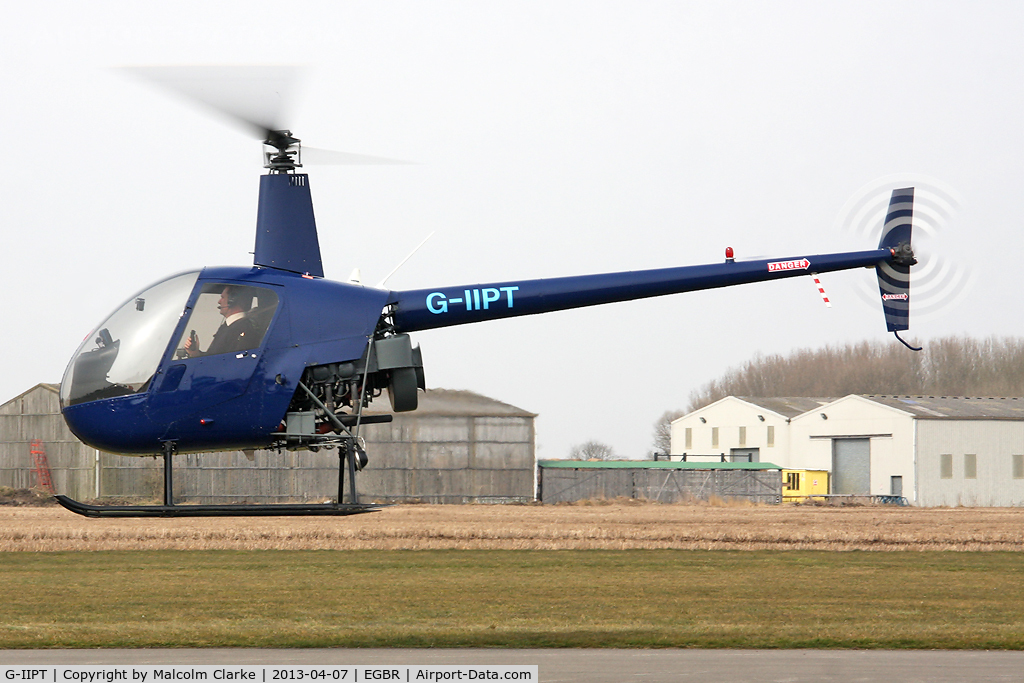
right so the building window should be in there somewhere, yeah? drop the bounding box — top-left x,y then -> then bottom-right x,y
940,453 -> 953,479
685,427 -> 692,450
964,454 -> 977,480
1014,454 -> 1024,480
767,425 -> 774,447
711,427 -> 719,448
738,426 -> 746,447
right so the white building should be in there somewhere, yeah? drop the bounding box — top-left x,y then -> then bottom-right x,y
669,396 -> 835,464
671,395 -> 1024,506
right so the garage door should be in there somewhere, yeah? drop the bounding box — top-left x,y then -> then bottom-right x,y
832,438 -> 870,495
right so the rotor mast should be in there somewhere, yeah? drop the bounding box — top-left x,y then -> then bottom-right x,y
253,129 -> 325,277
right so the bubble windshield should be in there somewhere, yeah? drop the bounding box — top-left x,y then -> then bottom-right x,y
61,272 -> 200,407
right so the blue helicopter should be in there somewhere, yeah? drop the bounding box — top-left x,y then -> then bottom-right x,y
56,72 -> 918,517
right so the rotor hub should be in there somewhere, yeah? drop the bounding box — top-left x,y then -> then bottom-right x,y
263,129 -> 302,172
889,241 -> 917,267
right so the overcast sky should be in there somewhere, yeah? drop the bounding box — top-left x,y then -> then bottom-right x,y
1,1 -> 1019,459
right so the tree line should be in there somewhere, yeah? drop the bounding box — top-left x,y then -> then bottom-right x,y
650,335 -> 1024,454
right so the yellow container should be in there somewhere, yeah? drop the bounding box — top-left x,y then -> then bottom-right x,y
782,469 -> 829,502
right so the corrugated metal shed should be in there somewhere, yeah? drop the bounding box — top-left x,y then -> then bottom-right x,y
0,384 -> 97,499
0,384 -> 536,504
537,459 -> 782,504
357,389 -> 536,503
539,460 -> 780,470
397,390 -> 535,417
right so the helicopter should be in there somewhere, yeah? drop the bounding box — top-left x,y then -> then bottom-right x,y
56,68 -> 918,517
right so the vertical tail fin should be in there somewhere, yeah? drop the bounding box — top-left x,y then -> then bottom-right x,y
876,187 -> 916,336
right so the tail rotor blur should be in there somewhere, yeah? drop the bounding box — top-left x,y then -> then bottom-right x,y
836,175 -> 973,331
875,187 -> 921,350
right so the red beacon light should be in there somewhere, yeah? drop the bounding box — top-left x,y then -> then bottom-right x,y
725,247 -> 735,263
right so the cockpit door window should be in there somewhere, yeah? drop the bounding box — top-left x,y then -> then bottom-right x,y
172,283 -> 279,359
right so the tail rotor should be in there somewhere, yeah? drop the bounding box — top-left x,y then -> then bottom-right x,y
876,187 -> 921,350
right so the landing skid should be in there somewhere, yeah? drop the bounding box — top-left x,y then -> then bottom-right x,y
55,495 -> 381,518
56,434 -> 375,518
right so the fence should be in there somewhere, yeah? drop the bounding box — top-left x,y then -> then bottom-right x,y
538,460 -> 782,504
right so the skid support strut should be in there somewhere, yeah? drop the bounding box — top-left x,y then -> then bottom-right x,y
163,440 -> 174,507
336,437 -> 367,505
347,441 -> 359,504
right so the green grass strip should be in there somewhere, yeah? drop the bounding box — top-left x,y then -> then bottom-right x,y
1,550 -> 1022,649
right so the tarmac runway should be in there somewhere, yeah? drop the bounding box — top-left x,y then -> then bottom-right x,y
2,649 -> 1023,683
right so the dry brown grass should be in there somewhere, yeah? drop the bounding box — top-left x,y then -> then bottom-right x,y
1,501 -> 1022,551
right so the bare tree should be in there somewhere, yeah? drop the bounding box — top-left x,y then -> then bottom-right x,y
569,440 -> 616,461
652,409 -> 685,455
685,335 -> 1024,412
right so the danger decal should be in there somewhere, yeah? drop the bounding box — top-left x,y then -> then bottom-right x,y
767,258 -> 810,273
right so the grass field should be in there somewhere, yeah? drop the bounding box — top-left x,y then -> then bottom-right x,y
2,549 -> 1023,649
1,502 -> 1022,551
1,503 -> 1023,649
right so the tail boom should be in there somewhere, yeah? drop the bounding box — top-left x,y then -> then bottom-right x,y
390,248 -> 894,333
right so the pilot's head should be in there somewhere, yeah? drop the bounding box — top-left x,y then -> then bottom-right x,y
217,286 -> 252,318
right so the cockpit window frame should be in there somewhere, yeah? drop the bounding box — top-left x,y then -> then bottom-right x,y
168,282 -> 282,362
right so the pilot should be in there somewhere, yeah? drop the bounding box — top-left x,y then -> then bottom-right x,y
183,285 -> 257,357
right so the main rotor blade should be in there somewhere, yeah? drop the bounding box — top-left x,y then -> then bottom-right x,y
302,146 -> 414,165
117,65 -> 415,165
117,65 -> 300,139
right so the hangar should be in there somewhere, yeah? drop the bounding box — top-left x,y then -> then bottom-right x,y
670,395 -> 1024,506
0,384 -> 536,504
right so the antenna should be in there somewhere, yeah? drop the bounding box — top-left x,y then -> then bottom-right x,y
376,232 -> 436,289
810,273 -> 832,308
